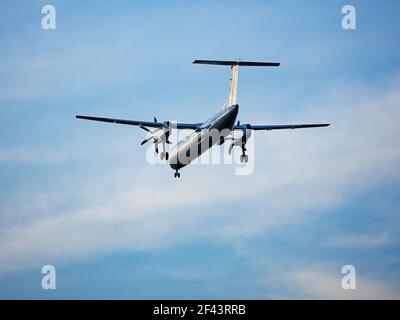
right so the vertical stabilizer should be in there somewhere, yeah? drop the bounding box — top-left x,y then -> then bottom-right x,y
193,59 -> 280,108
229,62 -> 239,106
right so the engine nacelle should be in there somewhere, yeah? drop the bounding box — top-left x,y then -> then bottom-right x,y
153,121 -> 171,143
232,127 -> 252,145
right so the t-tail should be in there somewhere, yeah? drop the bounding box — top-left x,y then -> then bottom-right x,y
193,59 -> 280,108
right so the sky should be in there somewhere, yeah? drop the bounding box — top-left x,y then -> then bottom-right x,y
0,0 -> 399,299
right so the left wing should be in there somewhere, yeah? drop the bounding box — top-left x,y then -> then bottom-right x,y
233,123 -> 330,131
76,115 -> 200,130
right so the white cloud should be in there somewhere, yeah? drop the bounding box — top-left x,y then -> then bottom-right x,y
0,147 -> 69,164
273,264 -> 400,299
326,231 -> 395,248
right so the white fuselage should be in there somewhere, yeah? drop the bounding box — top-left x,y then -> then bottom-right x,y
169,104 -> 239,170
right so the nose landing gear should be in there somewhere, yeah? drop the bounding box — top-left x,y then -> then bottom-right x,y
174,169 -> 181,178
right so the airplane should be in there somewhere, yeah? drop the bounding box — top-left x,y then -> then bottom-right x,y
76,59 -> 329,178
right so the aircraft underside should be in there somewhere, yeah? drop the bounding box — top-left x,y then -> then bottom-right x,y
76,59 -> 329,178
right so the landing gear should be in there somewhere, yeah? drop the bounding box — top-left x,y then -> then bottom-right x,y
240,146 -> 249,163
240,154 -> 249,163
159,140 -> 169,161
174,169 -> 181,178
228,123 -> 252,164
160,151 -> 169,161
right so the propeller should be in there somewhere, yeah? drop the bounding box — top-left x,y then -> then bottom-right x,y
228,143 -> 234,155
139,124 -> 154,145
228,141 -> 247,155
140,136 -> 153,146
139,117 -> 171,155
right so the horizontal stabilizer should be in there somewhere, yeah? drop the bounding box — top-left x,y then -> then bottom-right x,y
193,60 -> 280,67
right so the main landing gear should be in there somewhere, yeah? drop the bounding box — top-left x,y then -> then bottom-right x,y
239,146 -> 249,163
229,120 -> 251,164
160,151 -> 169,161
174,169 -> 181,178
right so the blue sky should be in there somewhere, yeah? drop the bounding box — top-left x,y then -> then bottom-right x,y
0,0 -> 399,299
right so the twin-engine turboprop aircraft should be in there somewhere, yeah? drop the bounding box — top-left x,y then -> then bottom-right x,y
76,59 -> 329,178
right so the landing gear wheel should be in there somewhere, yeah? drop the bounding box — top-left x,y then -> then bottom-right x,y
177,172 -> 180,178
165,152 -> 169,161
160,152 -> 165,160
244,155 -> 248,163
240,155 -> 244,163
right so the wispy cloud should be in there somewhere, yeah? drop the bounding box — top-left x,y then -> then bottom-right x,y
0,147 -> 69,164
274,264 -> 400,299
326,231 -> 396,248
0,79 -> 399,280
1,1 -> 400,298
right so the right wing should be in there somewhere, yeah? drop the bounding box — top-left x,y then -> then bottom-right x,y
76,115 -> 201,130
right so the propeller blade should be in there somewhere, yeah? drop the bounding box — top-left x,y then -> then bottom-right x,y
139,125 -> 152,133
228,143 -> 234,155
140,137 -> 153,145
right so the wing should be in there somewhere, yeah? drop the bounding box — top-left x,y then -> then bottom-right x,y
76,115 -> 200,130
234,123 -> 330,131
